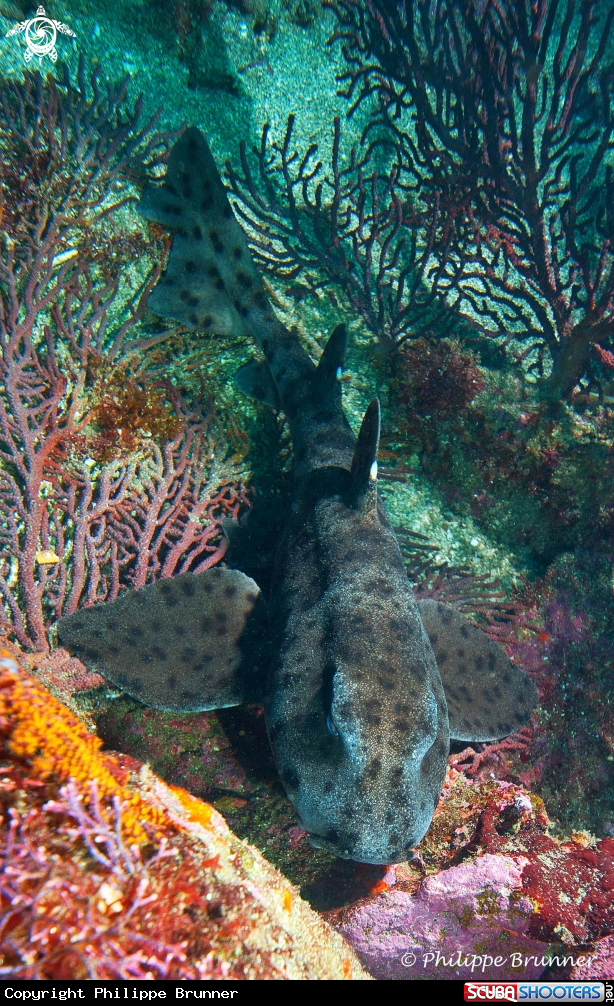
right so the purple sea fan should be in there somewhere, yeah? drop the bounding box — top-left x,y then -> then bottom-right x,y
329,0 -> 614,399
225,114 -> 458,354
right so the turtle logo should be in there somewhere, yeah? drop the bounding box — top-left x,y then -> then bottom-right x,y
5,5 -> 76,65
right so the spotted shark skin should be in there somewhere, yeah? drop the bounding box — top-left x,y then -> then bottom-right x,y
58,128 -> 538,865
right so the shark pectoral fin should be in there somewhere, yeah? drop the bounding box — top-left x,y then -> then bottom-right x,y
235,359 -> 281,408
417,598 -> 539,743
57,569 -> 269,712
349,398 -> 380,508
314,323 -> 347,400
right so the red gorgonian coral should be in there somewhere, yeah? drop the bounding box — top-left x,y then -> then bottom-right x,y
0,62 -> 249,651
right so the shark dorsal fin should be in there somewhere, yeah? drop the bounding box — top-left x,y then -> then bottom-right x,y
314,323 -> 347,400
350,398 -> 380,507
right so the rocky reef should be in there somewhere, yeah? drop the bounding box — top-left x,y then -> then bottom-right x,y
3,643 -> 612,981
0,649 -> 369,980
329,770 -> 614,981
1,1 -> 613,980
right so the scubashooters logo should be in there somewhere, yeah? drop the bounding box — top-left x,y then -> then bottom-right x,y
465,986 -> 605,1002
4,6 -> 76,65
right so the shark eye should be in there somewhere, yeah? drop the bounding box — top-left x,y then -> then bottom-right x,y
326,712 -> 339,737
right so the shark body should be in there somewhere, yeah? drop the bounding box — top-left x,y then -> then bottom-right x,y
58,129 -> 538,864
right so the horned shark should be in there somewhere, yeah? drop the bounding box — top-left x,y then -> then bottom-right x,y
57,128 -> 538,865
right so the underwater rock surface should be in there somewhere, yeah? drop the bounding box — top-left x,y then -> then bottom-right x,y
0,649 -> 369,980
25,642 -> 612,982
330,774 -> 614,981
337,853 -> 546,981
569,937 -> 614,981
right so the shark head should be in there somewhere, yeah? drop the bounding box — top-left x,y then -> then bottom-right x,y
260,399 -> 536,864
267,569 -> 450,863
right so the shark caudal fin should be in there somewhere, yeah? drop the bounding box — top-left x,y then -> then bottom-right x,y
349,398 -> 380,508
139,127 -> 321,418
417,599 -> 538,742
57,569 -> 268,712
138,127 -> 265,336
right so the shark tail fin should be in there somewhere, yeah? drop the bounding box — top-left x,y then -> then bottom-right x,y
349,398 -> 380,509
138,127 -> 258,338
314,323 -> 347,401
